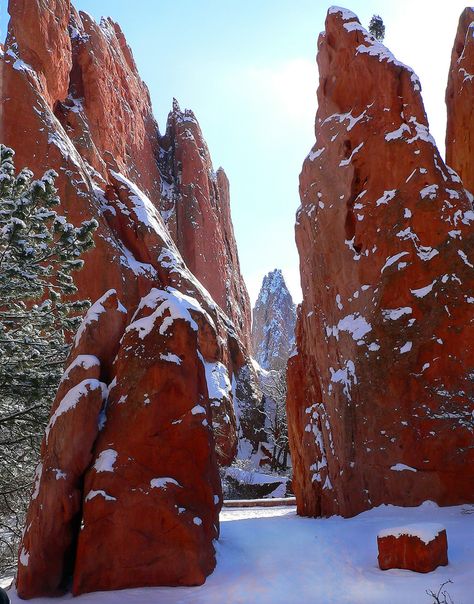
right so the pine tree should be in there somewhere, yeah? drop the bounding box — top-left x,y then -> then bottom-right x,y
0,144 -> 97,574
369,14 -> 385,41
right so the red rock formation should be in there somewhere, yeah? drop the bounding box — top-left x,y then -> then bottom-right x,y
56,7 -> 162,201
1,12 -> 139,306
3,0 -> 259,596
1,0 -> 259,455
73,289 -> 221,594
5,0 -> 72,108
446,8 -> 474,193
16,235 -> 230,596
160,101 -> 252,349
288,7 -> 474,518
377,525 -> 448,573
17,290 -> 127,599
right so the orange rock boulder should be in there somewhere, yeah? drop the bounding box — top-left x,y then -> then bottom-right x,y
17,284 -> 226,597
378,524 -> 448,573
73,288 -> 222,594
288,7 -> 474,518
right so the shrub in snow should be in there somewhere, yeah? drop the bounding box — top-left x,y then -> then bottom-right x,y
426,580 -> 455,604
0,145 -> 97,575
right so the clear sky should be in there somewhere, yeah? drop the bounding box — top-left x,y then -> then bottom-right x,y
1,1 -> 470,305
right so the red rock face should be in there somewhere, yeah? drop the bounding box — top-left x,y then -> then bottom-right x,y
5,0 -> 72,107
1,0 -> 258,455
288,7 -> 474,518
16,290 -> 126,599
160,101 -> 252,349
17,281 -> 228,596
446,8 -> 474,193
73,290 -> 221,594
3,0 -> 260,596
377,525 -> 448,573
55,7 -> 162,201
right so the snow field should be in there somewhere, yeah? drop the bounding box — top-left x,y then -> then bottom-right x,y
4,500 -> 474,603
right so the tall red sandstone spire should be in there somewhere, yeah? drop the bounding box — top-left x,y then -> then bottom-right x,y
446,7 -> 474,194
1,0 -> 261,596
288,7 -> 474,518
159,100 -> 253,349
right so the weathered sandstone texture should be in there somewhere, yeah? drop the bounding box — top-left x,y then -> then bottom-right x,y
2,0 -> 260,596
288,7 -> 474,518
446,7 -> 474,193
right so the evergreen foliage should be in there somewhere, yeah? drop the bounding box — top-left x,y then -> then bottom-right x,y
0,144 -> 97,575
369,14 -> 385,41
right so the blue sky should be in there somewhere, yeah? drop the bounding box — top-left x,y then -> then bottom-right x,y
1,2 -> 470,304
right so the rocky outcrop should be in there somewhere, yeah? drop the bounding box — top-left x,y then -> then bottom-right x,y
3,0 -> 260,596
288,7 -> 474,518
73,288 -> 221,594
159,101 -> 252,349
17,291 -> 126,599
251,269 -> 296,371
0,0 -> 263,467
16,177 -> 235,596
446,7 -> 474,193
1,0 -> 252,343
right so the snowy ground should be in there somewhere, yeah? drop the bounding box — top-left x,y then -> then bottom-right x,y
3,501 -> 474,603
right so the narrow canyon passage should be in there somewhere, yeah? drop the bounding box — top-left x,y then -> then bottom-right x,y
0,1 -> 473,602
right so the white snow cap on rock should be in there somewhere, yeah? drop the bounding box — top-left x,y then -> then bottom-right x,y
378,523 -> 445,545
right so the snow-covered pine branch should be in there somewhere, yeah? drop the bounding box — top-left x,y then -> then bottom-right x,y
0,144 -> 97,575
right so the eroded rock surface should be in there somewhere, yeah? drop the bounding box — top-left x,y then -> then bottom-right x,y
159,101 -> 252,349
288,7 -> 474,518
17,290 -> 126,599
4,0 -> 260,596
446,7 -> 474,193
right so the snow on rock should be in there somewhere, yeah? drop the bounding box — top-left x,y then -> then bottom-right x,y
378,523 -> 445,545
150,477 -> 182,489
45,379 -> 108,442
126,287 -> 210,339
203,361 -> 232,401
85,490 -> 117,503
19,549 -> 30,568
61,355 -> 100,384
288,5 -> 474,519
390,463 -> 417,472
74,290 -> 123,346
378,521 -> 449,573
93,449 -> 118,473
251,269 -> 296,371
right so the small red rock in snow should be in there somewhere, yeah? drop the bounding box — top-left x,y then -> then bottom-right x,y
377,524 -> 448,573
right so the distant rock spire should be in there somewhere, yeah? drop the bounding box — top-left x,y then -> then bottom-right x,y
251,269 -> 296,371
